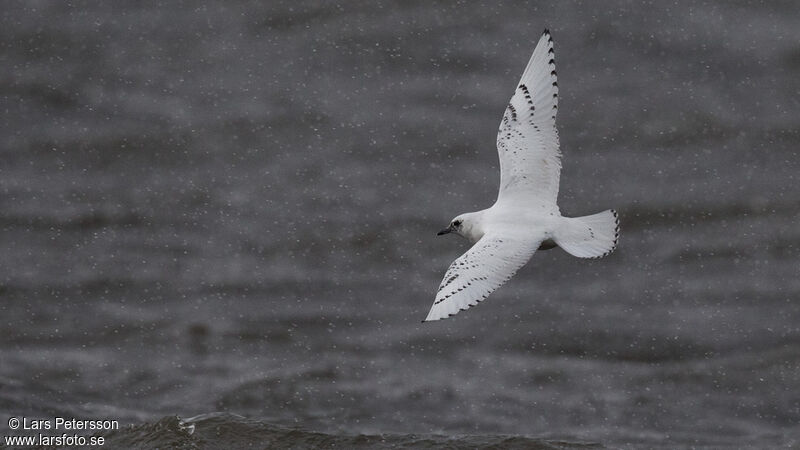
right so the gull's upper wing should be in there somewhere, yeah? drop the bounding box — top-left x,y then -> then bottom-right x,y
496,30 -> 561,210
424,233 -> 542,321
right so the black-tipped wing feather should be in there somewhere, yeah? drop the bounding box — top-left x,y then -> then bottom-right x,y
425,234 -> 541,321
496,30 -> 561,210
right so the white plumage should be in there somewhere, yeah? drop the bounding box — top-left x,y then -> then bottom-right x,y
497,31 -> 561,210
425,30 -> 619,322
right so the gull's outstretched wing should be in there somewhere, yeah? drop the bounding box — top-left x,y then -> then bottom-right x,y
424,233 -> 541,321
496,29 -> 561,210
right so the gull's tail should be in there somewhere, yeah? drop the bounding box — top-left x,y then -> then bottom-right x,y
554,210 -> 619,258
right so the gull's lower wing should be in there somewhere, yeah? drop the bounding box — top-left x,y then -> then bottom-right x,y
496,29 -> 561,209
424,233 -> 542,321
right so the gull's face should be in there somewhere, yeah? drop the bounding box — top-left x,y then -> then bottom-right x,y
437,216 -> 465,237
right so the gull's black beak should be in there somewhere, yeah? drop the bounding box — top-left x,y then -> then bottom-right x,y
437,226 -> 452,236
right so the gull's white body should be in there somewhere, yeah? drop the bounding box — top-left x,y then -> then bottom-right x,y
425,30 -> 619,322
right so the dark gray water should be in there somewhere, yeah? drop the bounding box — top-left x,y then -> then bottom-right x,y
1,1 -> 799,448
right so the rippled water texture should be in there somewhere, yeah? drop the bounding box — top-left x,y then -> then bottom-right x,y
1,1 -> 799,448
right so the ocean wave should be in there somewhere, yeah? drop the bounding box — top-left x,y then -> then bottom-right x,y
98,414 -> 603,449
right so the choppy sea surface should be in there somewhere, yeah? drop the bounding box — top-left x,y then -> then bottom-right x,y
1,1 -> 799,448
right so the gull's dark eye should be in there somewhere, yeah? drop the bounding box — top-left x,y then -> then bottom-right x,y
453,220 -> 462,227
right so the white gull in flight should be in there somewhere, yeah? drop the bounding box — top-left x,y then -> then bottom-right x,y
425,29 -> 619,322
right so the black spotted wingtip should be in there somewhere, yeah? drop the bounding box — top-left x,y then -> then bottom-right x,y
542,28 -> 554,44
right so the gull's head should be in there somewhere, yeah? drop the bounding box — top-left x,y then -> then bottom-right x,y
437,212 -> 483,243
